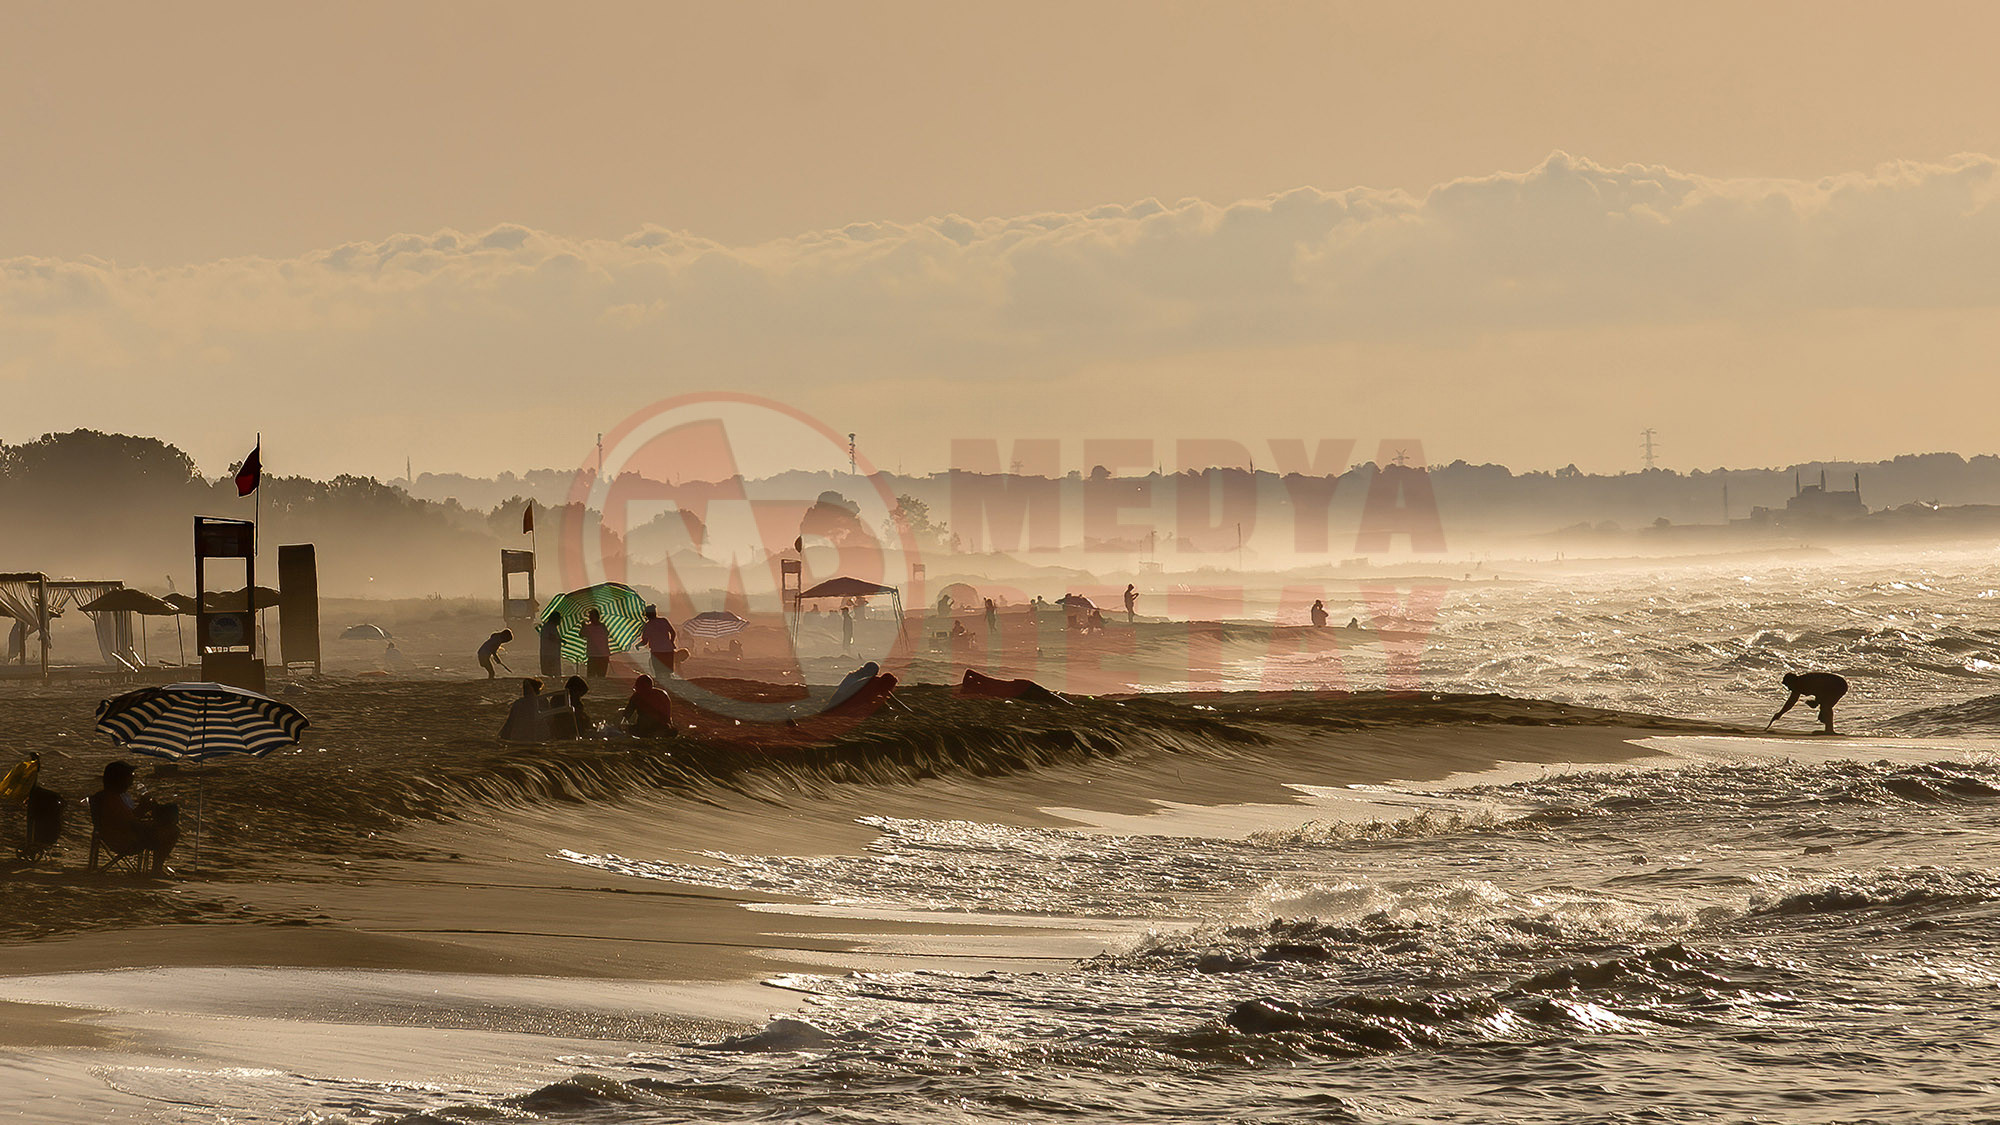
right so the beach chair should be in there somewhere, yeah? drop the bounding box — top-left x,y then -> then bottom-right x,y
16,786 -> 64,863
86,792 -> 156,874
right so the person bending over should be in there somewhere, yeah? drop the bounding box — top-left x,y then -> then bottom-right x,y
477,629 -> 513,679
1769,671 -> 1849,734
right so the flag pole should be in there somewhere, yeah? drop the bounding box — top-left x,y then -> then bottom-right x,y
254,432 -> 266,676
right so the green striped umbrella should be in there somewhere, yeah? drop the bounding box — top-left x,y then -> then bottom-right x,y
535,583 -> 647,663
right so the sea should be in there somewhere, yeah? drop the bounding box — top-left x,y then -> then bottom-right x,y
80,547 -> 2000,1121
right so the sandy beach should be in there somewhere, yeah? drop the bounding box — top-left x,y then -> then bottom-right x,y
0,671 -> 1756,1122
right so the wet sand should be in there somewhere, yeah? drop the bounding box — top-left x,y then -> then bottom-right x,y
0,676 -> 1750,1119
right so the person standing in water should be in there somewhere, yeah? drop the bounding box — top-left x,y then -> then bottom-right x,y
841,606 -> 854,651
1768,671 -> 1849,734
1123,584 -> 1139,623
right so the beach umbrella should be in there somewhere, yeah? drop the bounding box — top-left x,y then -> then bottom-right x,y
339,623 -> 391,641
78,589 -> 179,616
95,682 -> 311,866
682,610 -> 750,638
536,582 -> 647,662
203,586 -> 282,613
1058,593 -> 1096,610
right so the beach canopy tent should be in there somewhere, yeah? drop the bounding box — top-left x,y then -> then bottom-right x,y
1,573 -> 143,675
1057,593 -> 1097,610
792,576 -> 906,641
338,624 -> 391,641
798,577 -> 900,601
535,582 -> 647,663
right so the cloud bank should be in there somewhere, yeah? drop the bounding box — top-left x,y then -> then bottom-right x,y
5,153 -> 1998,476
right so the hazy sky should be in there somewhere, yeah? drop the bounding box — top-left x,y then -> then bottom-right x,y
5,1 -> 1999,481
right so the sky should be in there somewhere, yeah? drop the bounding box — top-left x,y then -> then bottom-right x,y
4,1 -> 1999,482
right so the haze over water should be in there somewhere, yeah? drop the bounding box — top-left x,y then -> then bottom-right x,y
73,550 -> 1979,1124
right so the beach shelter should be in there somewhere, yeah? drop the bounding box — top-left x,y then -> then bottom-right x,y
95,682 -> 311,865
535,582 -> 647,663
682,610 -> 750,638
79,589 -> 179,668
793,576 -> 906,643
936,582 -> 979,612
338,624 -> 391,641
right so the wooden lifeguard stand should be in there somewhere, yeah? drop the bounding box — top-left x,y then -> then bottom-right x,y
195,516 -> 264,691
501,550 -> 537,623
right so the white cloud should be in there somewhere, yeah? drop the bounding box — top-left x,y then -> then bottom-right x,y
3,152 -> 1997,474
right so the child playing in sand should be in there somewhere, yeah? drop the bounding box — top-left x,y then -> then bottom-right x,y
477,629 -> 513,679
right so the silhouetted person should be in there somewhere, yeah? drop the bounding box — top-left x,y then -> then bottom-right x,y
581,610 -> 611,677
937,591 -> 953,617
91,760 -> 178,874
477,628 -> 513,679
539,613 -> 564,676
1087,608 -> 1106,634
623,674 -> 675,737
1310,599 -> 1328,628
641,604 -> 677,677
550,675 -> 593,739
1348,617 -> 1360,629
500,677 -> 549,742
1124,584 -> 1138,623
841,606 -> 853,651
1769,671 -> 1849,734
984,598 -> 998,635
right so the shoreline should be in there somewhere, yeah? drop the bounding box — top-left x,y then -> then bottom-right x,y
0,682 -> 1809,1120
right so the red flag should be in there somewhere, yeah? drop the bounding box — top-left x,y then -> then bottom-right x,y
523,502 -> 534,534
234,443 -> 261,496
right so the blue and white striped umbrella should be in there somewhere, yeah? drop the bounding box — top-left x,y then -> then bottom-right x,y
95,682 -> 310,762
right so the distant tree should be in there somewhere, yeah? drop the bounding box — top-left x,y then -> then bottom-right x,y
800,491 -> 866,545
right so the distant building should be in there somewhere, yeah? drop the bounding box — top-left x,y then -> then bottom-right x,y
1745,470 -> 1866,526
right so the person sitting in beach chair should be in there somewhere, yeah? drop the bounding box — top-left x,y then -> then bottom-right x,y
547,676 -> 597,739
622,674 -> 675,737
499,677 -> 552,743
4,753 -> 65,862
88,760 -> 178,875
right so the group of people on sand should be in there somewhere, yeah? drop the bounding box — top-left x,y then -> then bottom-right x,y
499,671 -> 678,743
480,604 -> 682,681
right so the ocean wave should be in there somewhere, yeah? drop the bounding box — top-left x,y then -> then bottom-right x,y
1748,868 -> 2000,917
